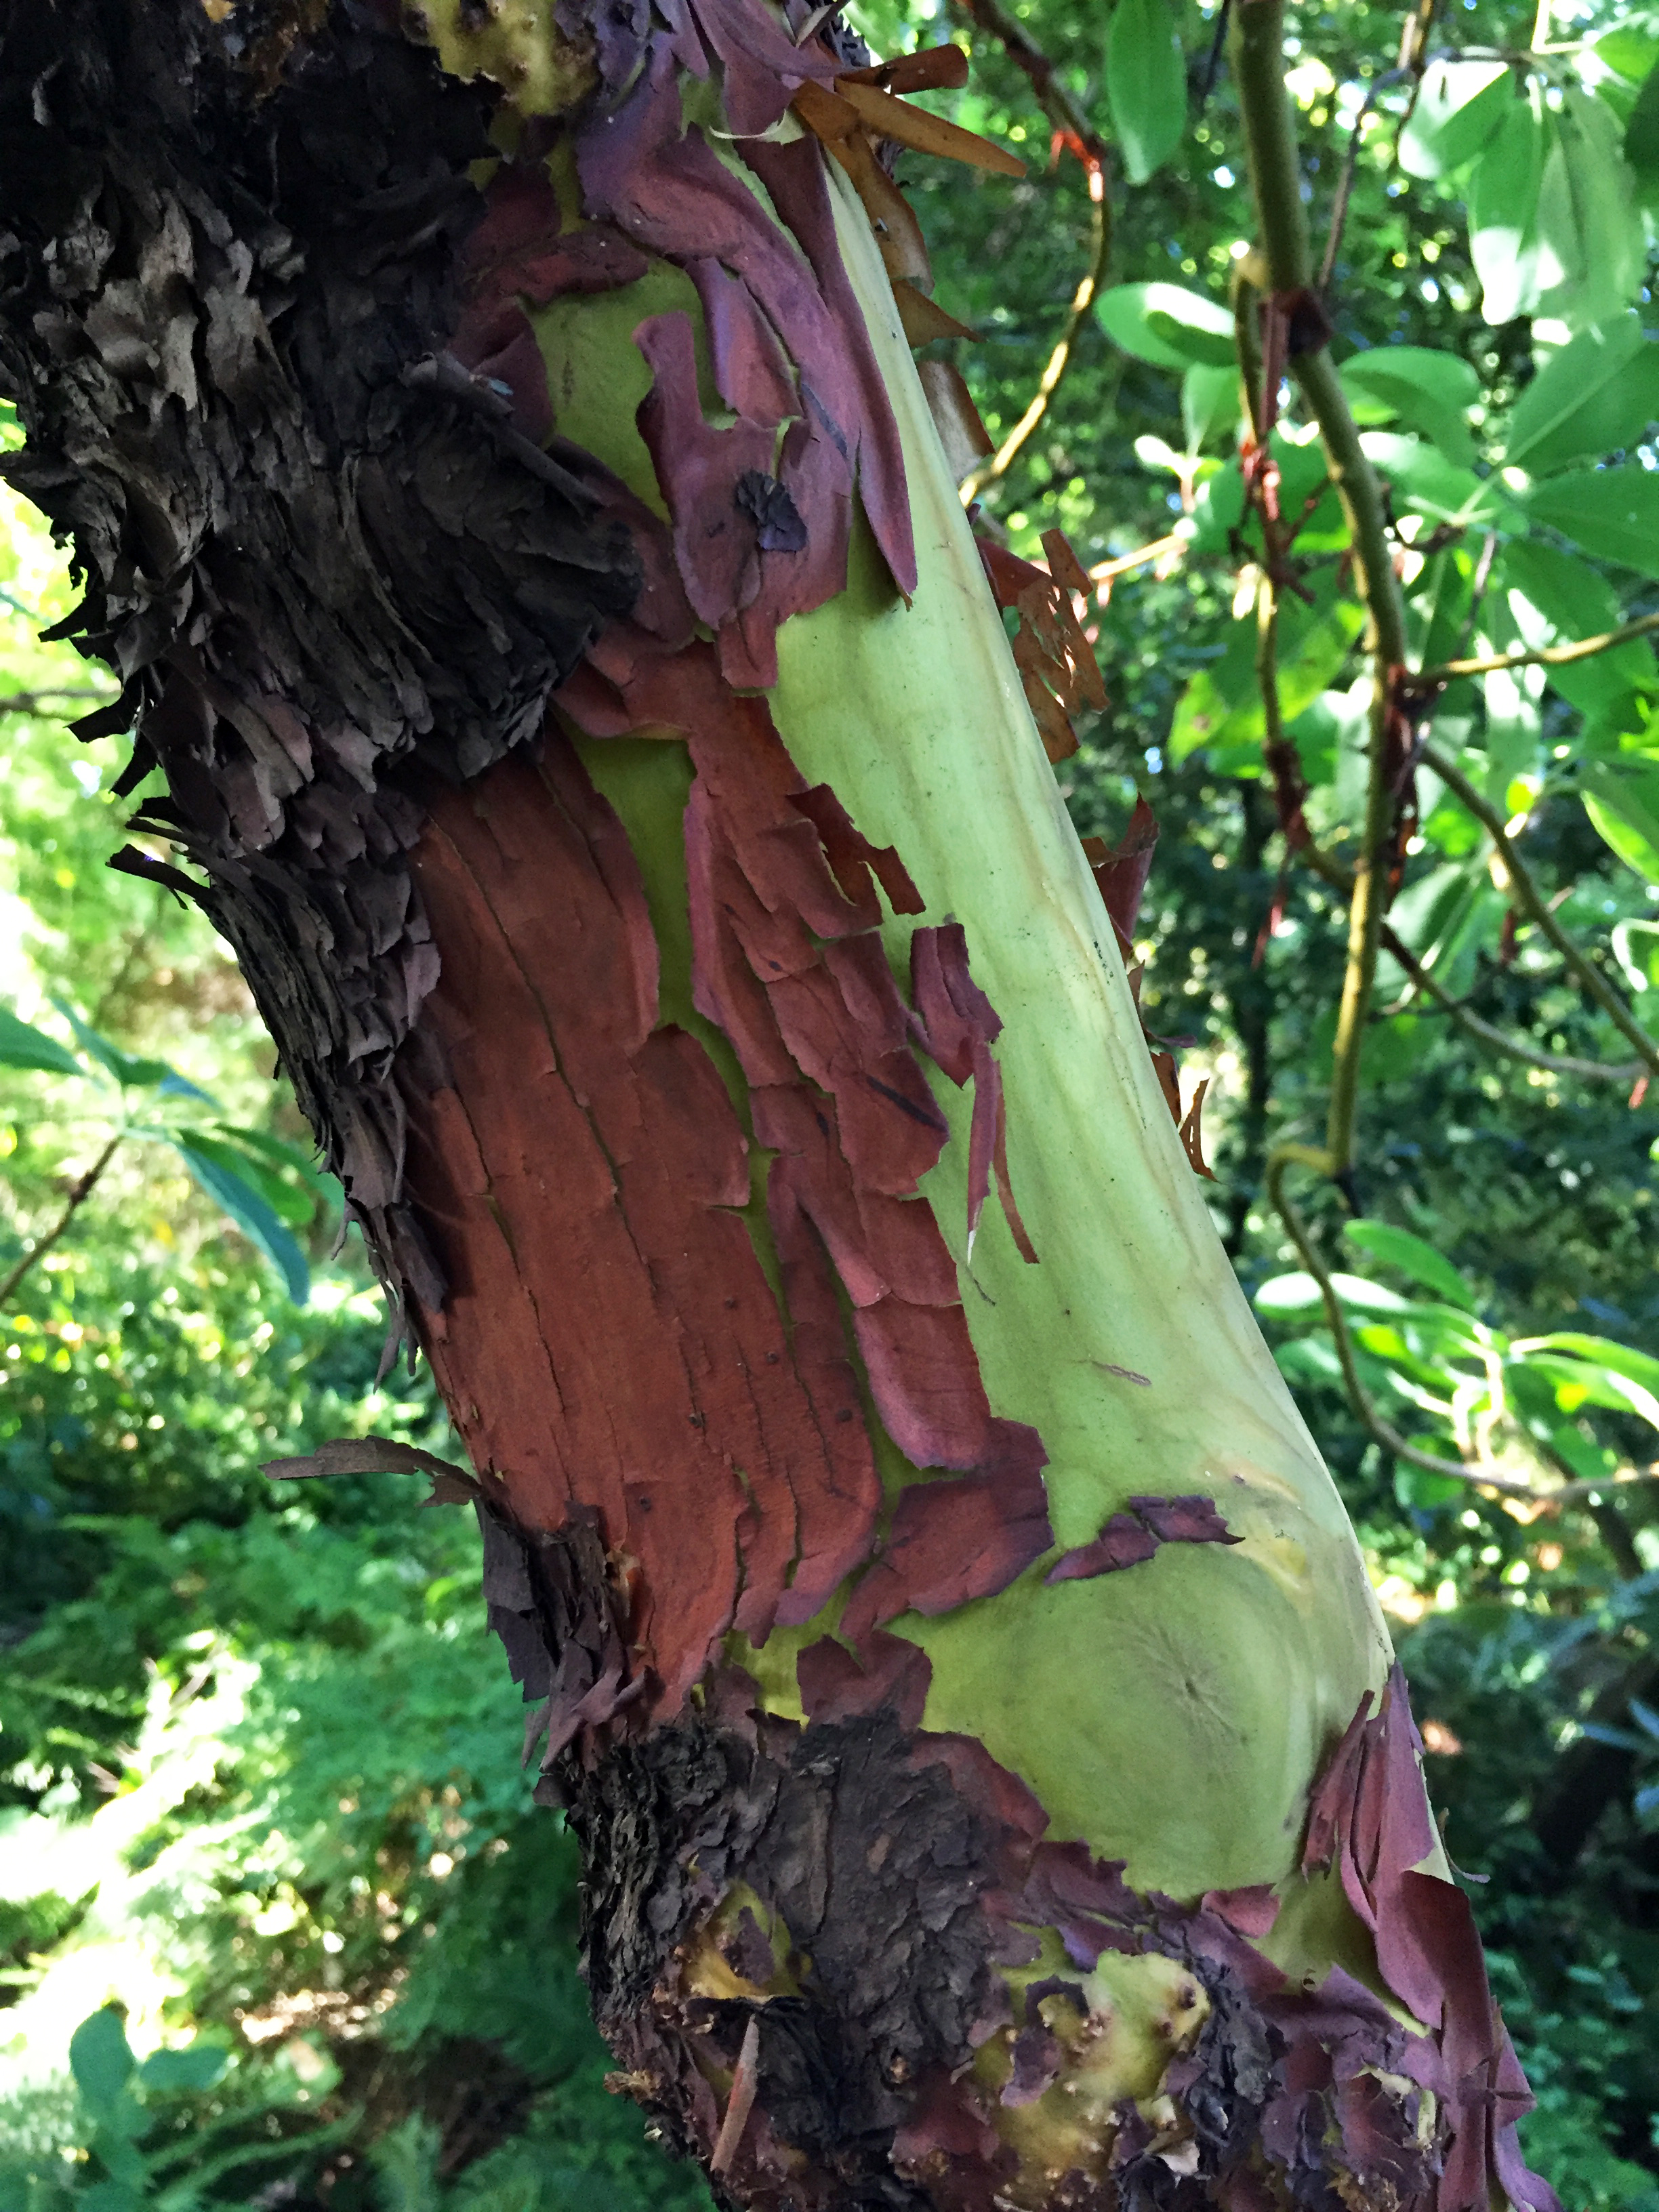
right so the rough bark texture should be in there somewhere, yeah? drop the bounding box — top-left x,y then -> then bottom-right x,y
0,0 -> 640,1326
0,3 -> 1558,2208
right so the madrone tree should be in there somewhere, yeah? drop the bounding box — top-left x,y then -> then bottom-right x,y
0,0 -> 1597,2205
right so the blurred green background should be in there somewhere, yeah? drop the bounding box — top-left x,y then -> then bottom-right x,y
3,0 -> 1659,2204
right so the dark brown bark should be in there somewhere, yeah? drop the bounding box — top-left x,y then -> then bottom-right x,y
0,0 -> 639,1339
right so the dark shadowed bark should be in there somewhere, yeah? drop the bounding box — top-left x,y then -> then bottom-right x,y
0,3 -> 1559,2207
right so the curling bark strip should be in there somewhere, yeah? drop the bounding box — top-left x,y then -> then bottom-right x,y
0,1 -> 1557,2206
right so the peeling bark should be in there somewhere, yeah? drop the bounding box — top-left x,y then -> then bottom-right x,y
0,3 -> 1559,2208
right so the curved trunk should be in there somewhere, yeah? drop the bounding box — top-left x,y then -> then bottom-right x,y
0,3 -> 1555,2208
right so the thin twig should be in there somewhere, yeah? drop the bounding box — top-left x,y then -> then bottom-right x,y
949,0 -> 1106,165
710,2017 -> 762,2177
949,0 -> 1112,500
1420,745 -> 1659,1079
1379,924 -> 1645,1084
1318,81 -> 1387,293
962,185 -> 1110,500
1088,532 -> 1185,583
1265,1151 -> 1658,1509
0,1133 -> 122,1313
1414,606 -> 1659,685
0,689 -> 108,716
1448,529 -> 1499,666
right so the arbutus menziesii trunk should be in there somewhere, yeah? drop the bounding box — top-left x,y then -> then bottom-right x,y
0,3 -> 1559,2207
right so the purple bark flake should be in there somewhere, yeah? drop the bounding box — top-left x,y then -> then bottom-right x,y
684,0 -> 838,136
790,783 -> 924,917
556,0 -> 653,91
635,311 -> 775,631
720,1904 -> 778,1988
735,468 -> 808,554
742,135 -> 917,598
1297,1668 -> 1563,2212
1129,1492 -> 1242,1547
840,1421 -> 1051,1641
449,298 -> 554,445
1091,795 -> 1160,951
796,1626 -> 932,1729
1001,2025 -> 1062,2108
1200,1884 -> 1280,1939
1046,1514 -> 1160,1582
689,257 -> 798,428
1047,1493 -> 1239,1582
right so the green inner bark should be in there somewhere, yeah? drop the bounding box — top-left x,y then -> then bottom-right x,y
544,120 -> 1407,1962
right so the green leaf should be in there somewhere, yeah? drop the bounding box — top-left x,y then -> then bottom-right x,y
1252,1271 -> 1412,1317
1134,433 -> 1187,478
1469,85 -> 1546,325
1378,853 -> 1506,999
1502,316 -> 1659,476
1409,546 -> 1476,676
1514,1351 -> 1659,1429
137,2043 -> 229,2096
1528,1414 -> 1618,1486
1399,57 -> 1512,180
1181,363 -> 1235,454
1499,539 -> 1650,678
79,2186 -> 144,2212
70,2008 -> 136,2120
211,1123 -> 338,1218
1095,281 -> 1234,372
1582,757 -> 1659,882
0,1004 -> 82,1077
1343,1221 -> 1480,1312
1535,90 -> 1645,332
196,1128 -> 319,1229
1105,0 -> 1185,187
1612,918 -> 1659,992
49,1000 -> 216,1102
1359,432 -> 1520,533
1595,29 -> 1659,85
1179,457 -> 1246,556
1525,465 -> 1659,580
1395,1462 -> 1467,1513
1170,578 -> 1363,761
1498,539 -> 1658,719
1625,49 -> 1659,206
1340,347 -> 1479,464
172,1135 -> 310,1304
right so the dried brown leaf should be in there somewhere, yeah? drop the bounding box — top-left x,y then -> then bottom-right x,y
835,80 -> 1025,176
890,276 -> 978,346
837,44 -> 970,95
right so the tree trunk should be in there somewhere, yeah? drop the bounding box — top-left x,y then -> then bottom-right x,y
0,4 -> 1559,2207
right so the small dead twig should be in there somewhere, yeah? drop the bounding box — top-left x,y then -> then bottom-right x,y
710,2017 -> 763,2177
0,1134 -> 122,1315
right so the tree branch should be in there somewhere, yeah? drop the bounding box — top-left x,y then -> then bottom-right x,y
1379,924 -> 1646,1084
1231,0 -> 1410,1184
1414,606 -> 1659,684
0,1133 -> 122,1314
961,185 -> 1110,500
1420,744 -> 1659,1079
949,0 -> 1111,501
